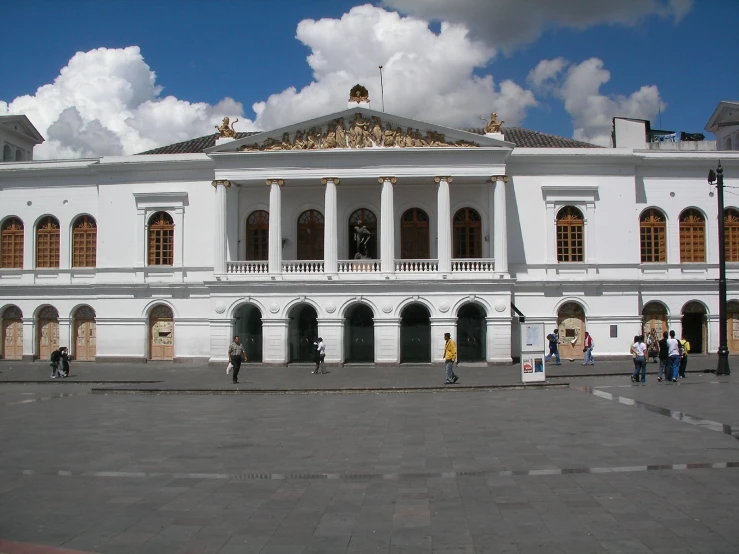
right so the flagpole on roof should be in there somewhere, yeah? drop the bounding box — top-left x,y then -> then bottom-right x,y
379,65 -> 385,113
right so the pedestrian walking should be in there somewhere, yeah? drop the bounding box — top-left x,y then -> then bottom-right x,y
544,329 -> 561,365
49,347 -> 62,378
679,335 -> 691,378
630,335 -> 647,383
582,331 -> 595,365
313,337 -> 326,374
443,332 -> 458,384
666,330 -> 680,383
657,331 -> 669,382
228,336 -> 246,384
59,346 -> 70,378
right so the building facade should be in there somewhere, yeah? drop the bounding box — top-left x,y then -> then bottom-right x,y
1,102 -> 739,365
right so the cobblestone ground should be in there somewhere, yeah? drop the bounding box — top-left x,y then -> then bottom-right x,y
1,373 -> 738,553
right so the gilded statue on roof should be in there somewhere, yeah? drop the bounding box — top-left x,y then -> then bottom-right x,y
481,112 -> 504,134
215,117 -> 239,138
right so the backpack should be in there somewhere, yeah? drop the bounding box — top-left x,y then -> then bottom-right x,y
50,350 -> 61,362
679,340 -> 688,358
547,334 -> 556,343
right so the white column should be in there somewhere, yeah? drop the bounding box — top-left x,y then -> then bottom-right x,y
493,175 -> 509,276
211,180 -> 230,274
322,178 -> 339,274
267,179 -> 284,274
435,176 -> 453,273
379,177 -> 397,273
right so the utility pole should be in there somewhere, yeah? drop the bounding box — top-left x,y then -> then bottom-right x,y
709,162 -> 731,375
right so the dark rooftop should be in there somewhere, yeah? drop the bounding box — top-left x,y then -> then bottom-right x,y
138,127 -> 598,155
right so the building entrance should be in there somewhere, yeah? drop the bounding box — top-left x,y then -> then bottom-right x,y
1,305 -> 23,360
345,304 -> 374,363
457,304 -> 486,362
37,306 -> 59,361
149,305 -> 174,360
729,301 -> 739,353
73,306 -> 96,361
681,301 -> 706,354
400,304 -> 430,363
289,305 -> 318,363
235,305 -> 263,363
557,302 -> 585,360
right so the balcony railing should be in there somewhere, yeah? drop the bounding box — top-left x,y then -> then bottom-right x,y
452,258 -> 495,272
226,261 -> 268,274
282,260 -> 324,274
395,259 -> 439,272
338,260 -> 381,273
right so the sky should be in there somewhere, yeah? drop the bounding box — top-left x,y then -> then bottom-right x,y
0,0 -> 736,159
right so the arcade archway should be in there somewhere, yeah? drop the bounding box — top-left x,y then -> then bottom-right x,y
344,304 -> 374,363
457,304 -> 486,362
400,303 -> 430,363
681,301 -> 707,354
234,305 -> 263,363
289,305 -> 318,363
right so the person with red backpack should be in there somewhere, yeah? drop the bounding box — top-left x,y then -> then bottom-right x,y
582,331 -> 594,365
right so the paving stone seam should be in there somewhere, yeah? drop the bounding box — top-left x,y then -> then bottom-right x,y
15,461 -> 739,482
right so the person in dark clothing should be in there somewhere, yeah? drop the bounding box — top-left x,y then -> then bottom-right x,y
59,346 -> 70,378
228,336 -> 246,384
544,329 -> 561,365
49,348 -> 62,378
657,331 -> 669,382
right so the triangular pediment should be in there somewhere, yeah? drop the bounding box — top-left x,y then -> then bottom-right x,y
205,106 -> 512,154
0,115 -> 45,144
705,101 -> 739,132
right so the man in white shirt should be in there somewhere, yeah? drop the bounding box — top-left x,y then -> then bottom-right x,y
313,337 -> 326,374
666,330 -> 681,383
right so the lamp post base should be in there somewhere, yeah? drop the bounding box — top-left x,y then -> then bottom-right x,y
717,346 -> 731,376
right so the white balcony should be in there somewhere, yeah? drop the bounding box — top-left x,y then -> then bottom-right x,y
338,260 -> 381,273
226,261 -> 268,274
395,259 -> 439,272
452,258 -> 495,272
282,260 -> 325,274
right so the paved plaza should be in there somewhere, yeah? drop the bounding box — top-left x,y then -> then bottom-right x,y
1,359 -> 739,553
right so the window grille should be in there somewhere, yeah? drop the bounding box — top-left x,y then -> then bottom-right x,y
72,215 -> 97,267
148,212 -> 174,266
1,217 -> 24,268
556,206 -> 584,262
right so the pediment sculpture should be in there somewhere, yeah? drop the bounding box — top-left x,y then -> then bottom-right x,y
215,117 -> 239,138
238,114 -> 479,152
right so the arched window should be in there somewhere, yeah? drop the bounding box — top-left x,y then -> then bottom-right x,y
679,209 -> 705,262
725,208 -> 739,262
246,210 -> 269,261
401,208 -> 430,259
1,217 -> 24,269
148,212 -> 174,266
72,215 -> 97,267
2,145 -> 10,162
348,208 -> 377,259
640,209 -> 666,263
36,216 -> 60,268
453,208 -> 482,258
297,209 -> 324,260
556,206 -> 584,262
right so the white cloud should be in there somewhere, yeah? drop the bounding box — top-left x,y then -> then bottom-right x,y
252,4 -> 537,131
383,0 -> 694,47
0,46 -> 255,159
529,57 -> 665,146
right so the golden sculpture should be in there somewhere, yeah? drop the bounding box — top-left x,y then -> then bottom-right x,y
237,115 -> 480,152
481,112 -> 504,134
215,117 -> 239,138
349,84 -> 370,104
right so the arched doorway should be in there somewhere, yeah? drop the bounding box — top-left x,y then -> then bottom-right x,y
457,304 -> 486,362
73,306 -> 96,361
401,208 -> 430,259
681,301 -> 706,354
557,302 -> 585,360
235,304 -> 263,363
246,210 -> 269,261
149,305 -> 174,360
642,302 -> 668,345
400,304 -> 431,363
345,304 -> 374,363
297,210 -> 324,260
37,306 -> 59,361
1,305 -> 23,360
729,301 -> 739,354
289,305 -> 318,363
453,208 -> 482,259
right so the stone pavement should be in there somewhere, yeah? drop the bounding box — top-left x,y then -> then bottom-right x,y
1,365 -> 738,553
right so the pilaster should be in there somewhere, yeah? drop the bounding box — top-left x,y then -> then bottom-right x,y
262,318 -> 288,365
22,318 -> 34,361
430,317 -> 456,363
317,317 -> 343,364
374,318 -> 400,365
211,180 -> 231,275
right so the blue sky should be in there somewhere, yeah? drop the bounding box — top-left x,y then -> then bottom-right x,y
0,0 -> 736,158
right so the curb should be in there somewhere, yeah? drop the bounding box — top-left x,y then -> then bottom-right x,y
549,369 -> 717,379
90,382 -> 570,396
0,380 -> 162,385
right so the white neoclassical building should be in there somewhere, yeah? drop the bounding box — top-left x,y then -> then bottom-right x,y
1,95 -> 739,366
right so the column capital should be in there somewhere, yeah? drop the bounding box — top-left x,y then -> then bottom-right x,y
434,176 -> 454,184
378,176 -> 397,184
211,179 -> 232,188
490,175 -> 509,183
321,177 -> 340,185
266,179 -> 285,186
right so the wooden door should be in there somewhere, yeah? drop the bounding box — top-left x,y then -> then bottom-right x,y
401,208 -> 430,259
729,302 -> 739,354
297,210 -> 324,261
150,305 -> 174,360
74,319 -> 96,361
38,319 -> 59,360
2,317 -> 23,360
557,302 -> 585,360
642,303 -> 668,348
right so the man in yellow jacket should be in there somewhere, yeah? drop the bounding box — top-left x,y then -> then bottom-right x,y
443,332 -> 459,384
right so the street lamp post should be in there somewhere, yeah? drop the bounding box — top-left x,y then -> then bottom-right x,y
709,162 -> 731,375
